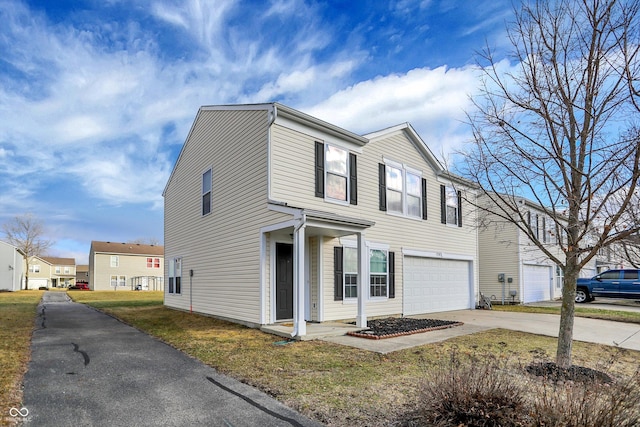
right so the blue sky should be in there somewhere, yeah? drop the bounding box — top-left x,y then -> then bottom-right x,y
0,0 -> 516,264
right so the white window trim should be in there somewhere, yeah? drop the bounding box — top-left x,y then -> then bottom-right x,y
340,238 -> 391,302
383,158 -> 423,219
110,255 -> 119,268
168,257 -> 182,295
110,275 -> 127,287
444,186 -> 460,226
202,167 -> 212,217
324,143 -> 350,206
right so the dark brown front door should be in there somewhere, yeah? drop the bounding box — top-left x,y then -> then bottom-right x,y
275,243 -> 294,320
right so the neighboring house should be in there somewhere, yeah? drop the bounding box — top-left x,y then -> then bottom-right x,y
163,103 -> 479,338
76,265 -> 89,284
88,241 -> 164,291
42,257 -> 76,288
478,196 -> 597,304
24,256 -> 77,289
0,240 -> 25,292
595,242 -> 640,272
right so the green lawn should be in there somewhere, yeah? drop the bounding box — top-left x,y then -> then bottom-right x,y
68,291 -> 640,426
0,291 -> 43,426
4,290 -> 639,426
493,303 -> 640,323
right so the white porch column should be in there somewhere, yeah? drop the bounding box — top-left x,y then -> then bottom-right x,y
293,224 -> 307,337
356,231 -> 367,328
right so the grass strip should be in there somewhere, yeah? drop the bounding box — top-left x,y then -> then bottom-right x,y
0,291 -> 43,426
493,303 -> 640,324
70,291 -> 640,426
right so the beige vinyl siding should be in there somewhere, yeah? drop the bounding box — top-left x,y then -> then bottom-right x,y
303,129 -> 479,322
478,213 -> 522,304
91,253 -> 163,291
164,109 -> 289,325
477,198 -> 569,303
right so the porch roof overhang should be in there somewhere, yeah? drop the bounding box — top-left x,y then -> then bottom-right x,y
300,208 -> 375,237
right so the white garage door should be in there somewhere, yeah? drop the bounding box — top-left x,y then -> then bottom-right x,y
403,256 -> 472,315
523,264 -> 552,303
27,278 -> 48,289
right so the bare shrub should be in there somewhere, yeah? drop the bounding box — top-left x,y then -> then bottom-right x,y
412,348 -> 529,427
407,348 -> 640,427
529,368 -> 640,427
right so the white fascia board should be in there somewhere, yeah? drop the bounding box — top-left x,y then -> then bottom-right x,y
366,123 -> 444,173
402,248 -> 475,261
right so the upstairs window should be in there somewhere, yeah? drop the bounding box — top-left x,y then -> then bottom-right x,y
326,145 -> 348,201
379,163 -> 427,219
64,267 -> 70,274
440,185 -> 462,226
110,256 -> 119,267
55,266 -> 61,274
147,257 -> 161,269
30,264 -> 40,273
315,142 -> 357,205
202,168 -> 212,216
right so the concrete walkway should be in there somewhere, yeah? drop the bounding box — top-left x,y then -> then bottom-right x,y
323,309 -> 640,354
20,292 -> 322,427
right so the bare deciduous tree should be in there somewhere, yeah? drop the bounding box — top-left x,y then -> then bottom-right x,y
462,0 -> 640,368
2,213 -> 54,290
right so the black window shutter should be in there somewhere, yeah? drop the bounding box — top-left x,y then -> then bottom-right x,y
457,190 -> 463,227
388,251 -> 395,298
334,247 -> 343,301
315,141 -> 324,198
349,153 -> 357,205
440,185 -> 446,224
378,163 -> 387,211
421,178 -> 428,220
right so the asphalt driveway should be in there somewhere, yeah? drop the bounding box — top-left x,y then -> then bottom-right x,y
21,292 -> 322,427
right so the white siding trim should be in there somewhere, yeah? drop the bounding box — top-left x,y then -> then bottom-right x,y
305,237 -> 311,321
317,237 -> 324,322
260,232 -> 267,325
402,248 -> 474,261
260,220 -> 297,234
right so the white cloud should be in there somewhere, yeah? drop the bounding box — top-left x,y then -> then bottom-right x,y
306,65 -> 483,159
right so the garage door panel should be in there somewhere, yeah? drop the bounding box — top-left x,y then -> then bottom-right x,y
403,256 -> 471,315
523,265 -> 551,303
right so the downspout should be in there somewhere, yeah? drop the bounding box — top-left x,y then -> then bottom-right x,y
290,212 -> 307,338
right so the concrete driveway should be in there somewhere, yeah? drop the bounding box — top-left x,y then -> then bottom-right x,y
20,292 -> 322,427
324,308 -> 640,354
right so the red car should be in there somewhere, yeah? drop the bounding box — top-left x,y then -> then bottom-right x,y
70,283 -> 90,290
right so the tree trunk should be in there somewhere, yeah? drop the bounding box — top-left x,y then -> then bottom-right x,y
556,255 -> 580,368
24,270 -> 29,291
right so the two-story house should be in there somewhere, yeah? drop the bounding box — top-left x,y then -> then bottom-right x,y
478,195 -> 597,304
43,257 -> 76,288
0,240 -> 25,291
88,241 -> 164,291
163,103 -> 479,338
24,256 -> 76,289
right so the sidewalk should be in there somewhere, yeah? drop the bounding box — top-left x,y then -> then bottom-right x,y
323,309 -> 640,354
21,292 -> 322,427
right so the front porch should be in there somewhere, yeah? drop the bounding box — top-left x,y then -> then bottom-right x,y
261,321 -> 365,341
